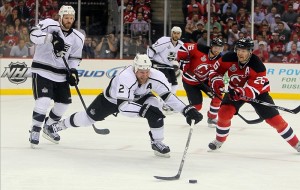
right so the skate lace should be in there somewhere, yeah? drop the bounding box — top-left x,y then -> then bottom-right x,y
153,141 -> 168,151
31,131 -> 40,141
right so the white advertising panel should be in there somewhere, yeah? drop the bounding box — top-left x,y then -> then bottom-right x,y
0,58 -> 299,99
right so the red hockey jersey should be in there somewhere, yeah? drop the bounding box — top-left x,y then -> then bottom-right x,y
210,52 -> 270,99
177,43 -> 221,85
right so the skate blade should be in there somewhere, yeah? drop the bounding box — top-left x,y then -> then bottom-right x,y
42,133 -> 59,144
207,123 -> 217,128
30,143 -> 38,149
154,151 -> 170,158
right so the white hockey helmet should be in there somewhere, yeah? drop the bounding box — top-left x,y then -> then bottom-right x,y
59,5 -> 75,18
171,26 -> 182,34
133,54 -> 152,73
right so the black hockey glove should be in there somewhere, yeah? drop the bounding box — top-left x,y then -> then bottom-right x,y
51,32 -> 65,57
183,105 -> 203,126
66,68 -> 79,86
139,104 -> 165,122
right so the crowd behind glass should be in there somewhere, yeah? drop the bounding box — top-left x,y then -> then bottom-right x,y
0,0 -> 299,63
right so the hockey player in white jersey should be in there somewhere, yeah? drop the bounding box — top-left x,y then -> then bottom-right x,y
46,54 -> 203,157
147,26 -> 184,113
28,5 -> 85,148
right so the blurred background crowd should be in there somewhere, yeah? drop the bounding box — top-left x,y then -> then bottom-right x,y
0,0 -> 299,63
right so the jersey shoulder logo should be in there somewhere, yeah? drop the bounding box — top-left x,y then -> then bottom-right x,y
229,64 -> 237,72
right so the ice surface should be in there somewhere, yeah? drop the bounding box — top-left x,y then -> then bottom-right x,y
1,96 -> 299,190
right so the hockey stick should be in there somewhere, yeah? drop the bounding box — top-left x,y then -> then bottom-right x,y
199,83 -> 264,125
62,56 -> 110,135
154,120 -> 195,181
239,95 -> 300,114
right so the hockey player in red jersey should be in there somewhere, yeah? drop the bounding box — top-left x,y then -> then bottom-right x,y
177,38 -> 224,128
208,38 -> 300,152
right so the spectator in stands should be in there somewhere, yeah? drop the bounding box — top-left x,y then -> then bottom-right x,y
117,0 -> 133,12
205,14 -> 221,32
119,33 -> 135,58
236,7 -> 250,29
269,32 -> 286,63
82,36 -> 95,59
197,29 -> 208,46
130,12 -> 149,37
203,1 -> 221,16
222,0 -> 238,15
0,0 -> 13,20
48,0 -> 59,19
187,0 -> 204,20
268,0 -> 285,15
277,22 -> 291,44
13,17 -> 22,33
191,21 -> 205,43
254,34 -> 267,50
257,23 -> 272,43
253,5 -> 266,28
3,24 -> 19,49
134,0 -> 151,22
282,4 -> 299,29
286,33 -> 300,52
123,3 -> 136,34
227,22 -> 240,50
256,0 -> 269,15
265,7 -> 278,25
283,43 -> 300,64
185,13 -> 199,42
9,38 -> 28,57
6,8 -> 20,25
261,0 -> 273,7
222,17 -> 234,37
96,33 -> 118,58
220,6 -> 236,28
15,0 -> 30,24
236,0 -> 251,13
253,41 -> 269,62
270,14 -> 290,33
130,35 -> 147,55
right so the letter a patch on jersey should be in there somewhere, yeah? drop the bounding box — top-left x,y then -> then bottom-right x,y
146,83 -> 152,89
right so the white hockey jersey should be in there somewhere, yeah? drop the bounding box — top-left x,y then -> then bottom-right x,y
30,18 -> 85,82
104,66 -> 186,117
147,36 -> 183,67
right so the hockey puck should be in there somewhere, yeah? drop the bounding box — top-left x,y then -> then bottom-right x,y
189,179 -> 197,184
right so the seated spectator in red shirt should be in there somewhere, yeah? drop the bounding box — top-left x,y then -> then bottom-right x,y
269,32 -> 286,63
253,41 -> 269,62
282,42 -> 300,64
187,0 -> 204,18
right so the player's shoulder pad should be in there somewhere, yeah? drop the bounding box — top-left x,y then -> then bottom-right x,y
72,28 -> 85,45
40,18 -> 60,28
118,66 -> 137,86
248,54 -> 266,73
150,68 -> 166,79
221,52 -> 238,62
153,36 -> 171,47
197,43 -> 210,54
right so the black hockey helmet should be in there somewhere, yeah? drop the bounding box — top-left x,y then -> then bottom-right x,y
234,38 -> 254,51
210,38 -> 224,47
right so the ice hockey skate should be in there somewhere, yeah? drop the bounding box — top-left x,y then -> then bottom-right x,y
42,117 -> 60,144
29,126 -> 41,148
48,120 -> 67,134
208,139 -> 223,151
294,142 -> 300,152
149,131 -> 170,158
207,118 -> 217,128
